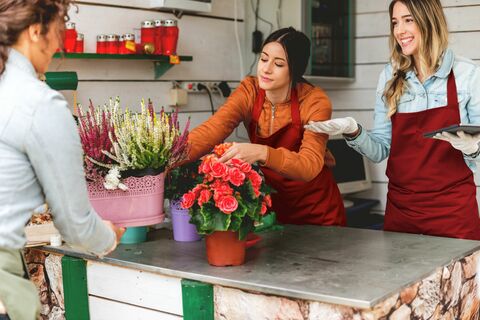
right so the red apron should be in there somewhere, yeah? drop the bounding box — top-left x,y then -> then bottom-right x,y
248,88 -> 346,226
385,71 -> 480,240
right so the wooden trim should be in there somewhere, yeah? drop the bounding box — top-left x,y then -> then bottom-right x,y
62,256 -> 90,320
181,279 -> 213,320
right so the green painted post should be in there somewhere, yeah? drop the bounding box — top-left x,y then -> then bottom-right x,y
61,256 -> 89,320
181,279 -> 214,320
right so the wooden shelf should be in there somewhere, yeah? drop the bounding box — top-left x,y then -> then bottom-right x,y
53,53 -> 193,78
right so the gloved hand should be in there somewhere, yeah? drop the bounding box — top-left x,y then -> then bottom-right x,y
304,117 -> 359,136
434,131 -> 480,155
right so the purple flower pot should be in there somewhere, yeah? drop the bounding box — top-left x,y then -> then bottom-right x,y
171,199 -> 201,242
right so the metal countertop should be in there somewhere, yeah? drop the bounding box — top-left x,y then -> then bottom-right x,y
45,225 -> 480,308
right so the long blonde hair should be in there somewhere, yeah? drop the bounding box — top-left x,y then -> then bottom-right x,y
384,0 -> 449,117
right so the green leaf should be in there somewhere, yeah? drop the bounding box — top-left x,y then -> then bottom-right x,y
238,216 -> 254,240
253,212 -> 278,233
190,211 -> 207,234
230,214 -> 243,232
212,212 -> 231,231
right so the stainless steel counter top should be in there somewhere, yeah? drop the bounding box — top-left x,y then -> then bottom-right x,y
44,225 -> 480,308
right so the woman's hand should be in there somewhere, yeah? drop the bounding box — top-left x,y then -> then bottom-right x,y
304,117 -> 359,137
218,143 -> 268,164
102,220 -> 126,255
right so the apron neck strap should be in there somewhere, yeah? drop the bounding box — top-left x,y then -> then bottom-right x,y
447,70 -> 458,107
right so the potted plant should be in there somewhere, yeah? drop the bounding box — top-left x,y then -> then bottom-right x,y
181,143 -> 273,266
78,98 -> 189,243
165,161 -> 202,242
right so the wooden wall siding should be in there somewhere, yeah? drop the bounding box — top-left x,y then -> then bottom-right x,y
53,0 -> 480,214
51,0 -> 245,144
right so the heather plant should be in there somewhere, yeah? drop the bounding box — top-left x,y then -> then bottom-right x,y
78,97 -> 190,189
104,99 -> 190,172
78,98 -> 118,180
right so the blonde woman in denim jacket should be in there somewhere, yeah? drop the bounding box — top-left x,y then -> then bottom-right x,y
306,0 -> 480,240
0,1 -> 125,319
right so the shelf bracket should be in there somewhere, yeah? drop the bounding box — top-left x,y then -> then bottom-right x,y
154,62 -> 174,79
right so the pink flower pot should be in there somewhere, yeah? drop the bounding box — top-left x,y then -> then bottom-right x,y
87,172 -> 165,227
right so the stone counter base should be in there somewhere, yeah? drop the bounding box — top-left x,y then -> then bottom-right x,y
214,252 -> 480,320
24,249 -> 64,320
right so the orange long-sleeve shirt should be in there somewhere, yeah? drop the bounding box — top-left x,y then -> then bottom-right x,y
188,76 -> 332,182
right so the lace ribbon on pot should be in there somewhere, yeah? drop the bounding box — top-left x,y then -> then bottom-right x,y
88,173 -> 164,198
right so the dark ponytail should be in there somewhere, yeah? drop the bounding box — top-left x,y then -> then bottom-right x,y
0,0 -> 72,75
262,27 -> 311,86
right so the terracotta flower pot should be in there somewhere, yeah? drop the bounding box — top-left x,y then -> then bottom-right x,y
205,231 -> 246,266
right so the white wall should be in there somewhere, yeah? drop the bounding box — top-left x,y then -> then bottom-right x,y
51,0 -> 245,131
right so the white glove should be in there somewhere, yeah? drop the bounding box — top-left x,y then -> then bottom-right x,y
434,131 -> 480,155
304,117 -> 359,136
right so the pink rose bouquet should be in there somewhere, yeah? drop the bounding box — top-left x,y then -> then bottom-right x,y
181,143 -> 273,239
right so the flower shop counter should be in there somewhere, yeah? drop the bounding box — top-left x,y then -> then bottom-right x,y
26,225 -> 480,319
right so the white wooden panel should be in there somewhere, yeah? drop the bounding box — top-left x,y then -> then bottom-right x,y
356,12 -> 389,38
327,89 -> 377,110
62,81 -> 228,113
356,1 -> 390,14
87,262 -> 183,315
313,64 -> 385,90
446,6 -> 480,32
56,4 -> 244,81
450,32 -> 480,59
89,296 -> 182,320
356,32 -> 480,65
356,37 -> 390,64
356,0 -> 480,14
357,6 -> 480,38
79,0 -> 245,20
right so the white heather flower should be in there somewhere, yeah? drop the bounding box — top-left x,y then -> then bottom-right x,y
104,167 -> 128,191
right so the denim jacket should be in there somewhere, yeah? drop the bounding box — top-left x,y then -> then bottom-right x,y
0,49 -> 114,254
347,48 -> 480,172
